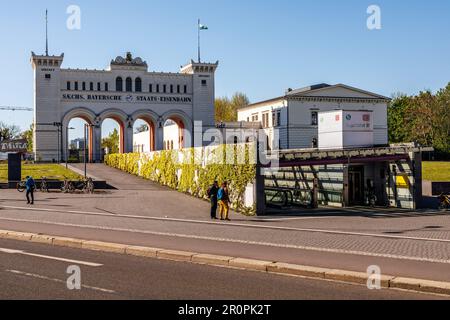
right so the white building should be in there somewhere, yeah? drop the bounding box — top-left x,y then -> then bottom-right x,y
31,51 -> 218,162
237,83 -> 390,150
133,122 -> 180,152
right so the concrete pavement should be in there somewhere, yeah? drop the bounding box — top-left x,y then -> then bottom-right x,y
0,238 -> 441,300
0,163 -> 449,287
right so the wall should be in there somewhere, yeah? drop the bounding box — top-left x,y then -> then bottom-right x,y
104,144 -> 257,214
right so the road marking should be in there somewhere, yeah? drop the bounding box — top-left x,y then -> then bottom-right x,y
0,247 -> 103,267
6,270 -> 115,294
0,216 -> 449,265
1,204 -> 450,244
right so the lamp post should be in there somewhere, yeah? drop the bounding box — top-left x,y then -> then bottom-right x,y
83,123 -> 95,178
66,127 -> 75,169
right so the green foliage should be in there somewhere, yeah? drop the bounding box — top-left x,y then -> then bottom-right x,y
105,145 -> 257,214
0,122 -> 21,141
21,123 -> 34,152
102,128 -> 120,154
215,92 -> 250,122
0,163 -> 82,182
388,83 -> 450,153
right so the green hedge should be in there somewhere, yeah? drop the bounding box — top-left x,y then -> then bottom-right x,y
105,145 -> 257,214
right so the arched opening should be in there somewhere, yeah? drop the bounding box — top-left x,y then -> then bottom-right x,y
163,117 -> 186,150
126,77 -> 133,92
116,77 -> 123,92
67,117 -> 94,163
135,77 -> 142,92
101,118 -> 125,157
133,118 -> 156,153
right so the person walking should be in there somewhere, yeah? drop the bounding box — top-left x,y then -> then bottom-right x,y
207,181 -> 219,220
218,182 -> 230,221
25,176 -> 36,205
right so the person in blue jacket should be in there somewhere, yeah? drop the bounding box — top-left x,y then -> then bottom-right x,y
25,176 -> 35,205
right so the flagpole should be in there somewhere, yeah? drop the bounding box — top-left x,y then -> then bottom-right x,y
198,19 -> 201,63
45,9 -> 49,56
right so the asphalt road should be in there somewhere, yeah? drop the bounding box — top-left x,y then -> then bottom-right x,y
0,238 -> 444,300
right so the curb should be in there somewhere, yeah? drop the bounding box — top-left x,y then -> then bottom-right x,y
1,229 -> 449,297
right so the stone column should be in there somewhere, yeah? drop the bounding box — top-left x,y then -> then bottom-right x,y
93,125 -> 102,162
125,125 -> 134,153
155,124 -> 164,151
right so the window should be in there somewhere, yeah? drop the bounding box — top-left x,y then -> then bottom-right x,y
66,81 -> 71,90
74,82 -> 79,91
273,111 -> 281,127
251,113 -> 259,122
105,83 -> 109,92
149,84 -> 153,93
184,85 -> 187,94
262,112 -> 270,128
126,77 -> 132,92
135,78 -> 142,92
312,137 -> 318,148
311,111 -> 318,126
45,74 -> 51,79
90,82 -> 94,91
247,117 -> 250,122
116,77 -> 123,92
97,82 -> 101,91
82,82 -> 86,91
170,85 -> 174,94
177,85 -> 181,94
201,79 -> 207,86
156,84 -> 160,93
163,84 -> 167,93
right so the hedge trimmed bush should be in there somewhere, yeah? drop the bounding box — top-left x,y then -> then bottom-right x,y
105,145 -> 257,214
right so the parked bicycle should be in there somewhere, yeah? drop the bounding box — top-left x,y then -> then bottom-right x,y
61,178 -> 75,194
439,193 -> 450,211
17,181 -> 26,193
40,177 -> 49,193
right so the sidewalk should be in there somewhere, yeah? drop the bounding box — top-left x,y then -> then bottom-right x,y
0,164 -> 449,284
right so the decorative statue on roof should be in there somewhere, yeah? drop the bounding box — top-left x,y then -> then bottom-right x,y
126,52 -> 133,62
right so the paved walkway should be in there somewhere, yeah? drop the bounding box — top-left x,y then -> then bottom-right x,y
0,163 -> 449,284
69,163 -> 167,191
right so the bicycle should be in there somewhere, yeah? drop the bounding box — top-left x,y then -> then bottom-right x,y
438,193 -> 450,211
84,177 -> 95,194
17,181 -> 26,193
40,177 -> 49,193
61,178 -> 75,194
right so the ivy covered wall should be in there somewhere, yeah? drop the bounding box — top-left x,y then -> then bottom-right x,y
105,144 -> 257,215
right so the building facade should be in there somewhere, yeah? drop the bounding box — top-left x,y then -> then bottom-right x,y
237,83 -> 390,150
31,51 -> 218,162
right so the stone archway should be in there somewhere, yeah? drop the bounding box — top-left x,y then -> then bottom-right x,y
98,109 -> 129,155
62,108 -> 97,163
131,110 -> 158,152
161,110 -> 193,150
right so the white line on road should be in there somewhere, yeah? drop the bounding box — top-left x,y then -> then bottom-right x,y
0,216 -> 449,265
6,270 -> 115,294
1,204 -> 450,244
0,247 -> 103,267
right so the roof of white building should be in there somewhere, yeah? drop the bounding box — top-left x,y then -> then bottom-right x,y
242,83 -> 391,110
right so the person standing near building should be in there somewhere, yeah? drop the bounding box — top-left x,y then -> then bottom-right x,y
207,181 -> 219,220
218,182 -> 230,221
25,176 -> 35,205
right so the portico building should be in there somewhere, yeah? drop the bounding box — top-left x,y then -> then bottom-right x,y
31,52 -> 218,162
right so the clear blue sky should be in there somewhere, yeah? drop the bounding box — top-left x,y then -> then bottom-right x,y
1,0 -> 449,137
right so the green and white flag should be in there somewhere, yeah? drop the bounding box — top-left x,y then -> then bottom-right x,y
199,24 -> 208,30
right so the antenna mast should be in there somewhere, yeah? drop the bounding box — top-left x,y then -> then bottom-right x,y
45,9 -> 49,56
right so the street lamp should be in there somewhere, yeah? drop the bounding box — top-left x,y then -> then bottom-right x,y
84,124 -> 94,178
66,127 -> 75,169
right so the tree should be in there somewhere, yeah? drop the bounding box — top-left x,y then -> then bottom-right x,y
215,92 -> 250,123
21,123 -> 34,152
102,129 -> 120,154
387,83 -> 450,154
0,122 -> 20,141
